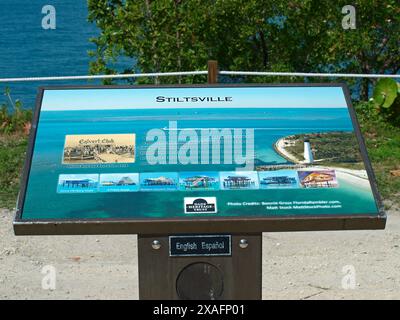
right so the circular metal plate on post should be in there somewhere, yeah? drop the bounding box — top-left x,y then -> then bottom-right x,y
239,239 -> 248,248
151,240 -> 161,250
176,262 -> 224,300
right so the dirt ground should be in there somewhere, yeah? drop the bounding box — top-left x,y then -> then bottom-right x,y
1,206 -> 399,300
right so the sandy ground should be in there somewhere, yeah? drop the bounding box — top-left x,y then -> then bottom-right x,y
274,138 -> 301,163
1,207 -> 400,300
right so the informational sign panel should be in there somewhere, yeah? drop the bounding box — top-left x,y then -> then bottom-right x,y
14,85 -> 385,235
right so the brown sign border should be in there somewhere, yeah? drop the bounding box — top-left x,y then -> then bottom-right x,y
14,83 -> 386,235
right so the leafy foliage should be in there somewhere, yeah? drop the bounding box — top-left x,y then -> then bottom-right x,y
0,88 -> 32,135
0,136 -> 27,209
355,101 -> 400,203
371,79 -> 400,126
88,0 -> 399,97
285,132 -> 362,164
372,78 -> 398,109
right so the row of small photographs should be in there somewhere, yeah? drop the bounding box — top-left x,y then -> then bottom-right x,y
57,170 -> 338,194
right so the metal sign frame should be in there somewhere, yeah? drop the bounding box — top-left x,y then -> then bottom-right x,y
14,83 -> 386,235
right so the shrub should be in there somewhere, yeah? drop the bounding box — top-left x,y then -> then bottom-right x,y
371,79 -> 400,127
0,88 -> 32,135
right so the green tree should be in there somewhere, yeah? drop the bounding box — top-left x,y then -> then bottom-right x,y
1,88 -> 32,135
88,0 -> 399,99
87,0 -> 286,84
288,0 -> 400,101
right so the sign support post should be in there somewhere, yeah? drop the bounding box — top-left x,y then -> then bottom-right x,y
208,60 -> 218,84
138,65 -> 262,300
138,233 -> 262,300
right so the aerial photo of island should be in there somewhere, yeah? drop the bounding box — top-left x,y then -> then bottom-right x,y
263,131 -> 370,192
22,86 -> 379,219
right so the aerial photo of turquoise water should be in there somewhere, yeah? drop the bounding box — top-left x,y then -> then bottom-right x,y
20,86 -> 379,220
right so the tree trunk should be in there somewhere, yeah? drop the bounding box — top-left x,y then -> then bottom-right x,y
360,78 -> 370,101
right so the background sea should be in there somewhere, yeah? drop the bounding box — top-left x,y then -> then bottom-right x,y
22,107 -> 379,220
0,0 -> 133,109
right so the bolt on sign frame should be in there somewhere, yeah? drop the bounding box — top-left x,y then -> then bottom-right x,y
14,84 -> 386,236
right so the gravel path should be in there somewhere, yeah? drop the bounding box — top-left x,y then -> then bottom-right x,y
1,208 -> 399,300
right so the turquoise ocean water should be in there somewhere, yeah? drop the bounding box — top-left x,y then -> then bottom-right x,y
0,1 -> 133,109
21,107 -> 379,220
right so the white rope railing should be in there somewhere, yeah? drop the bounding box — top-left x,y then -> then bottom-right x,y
0,70 -> 398,83
220,71 -> 400,79
0,71 -> 208,83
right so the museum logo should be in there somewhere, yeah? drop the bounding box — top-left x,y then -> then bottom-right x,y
184,197 -> 217,214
